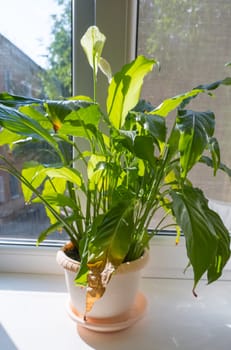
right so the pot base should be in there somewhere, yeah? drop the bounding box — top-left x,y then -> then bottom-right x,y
66,292 -> 147,333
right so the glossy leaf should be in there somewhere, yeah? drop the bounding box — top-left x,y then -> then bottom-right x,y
207,137 -> 220,175
40,177 -> 67,224
134,135 -> 156,167
0,104 -> 62,158
176,109 -> 215,178
44,167 -> 82,188
21,162 -> 47,202
206,210 -> 231,283
143,113 -> 167,145
107,56 -> 155,129
150,89 -> 205,117
0,128 -> 25,147
171,186 -> 230,290
0,92 -> 42,107
59,104 -> 102,137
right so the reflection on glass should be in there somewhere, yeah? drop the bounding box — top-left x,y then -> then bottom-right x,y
0,0 -> 71,240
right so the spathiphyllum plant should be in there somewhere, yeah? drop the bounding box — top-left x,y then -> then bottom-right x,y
0,26 -> 231,313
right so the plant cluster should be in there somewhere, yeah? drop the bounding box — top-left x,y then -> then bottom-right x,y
0,26 -> 230,311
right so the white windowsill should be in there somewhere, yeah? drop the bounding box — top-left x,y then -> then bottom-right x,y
1,236 -> 231,350
1,270 -> 231,350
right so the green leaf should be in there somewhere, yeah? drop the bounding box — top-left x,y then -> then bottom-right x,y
207,137 -> 220,175
37,214 -> 81,245
21,162 -> 47,202
150,89 -> 205,117
143,114 -> 166,144
107,55 -> 155,129
206,210 -> 230,283
44,167 -> 82,188
0,128 -> 25,147
33,193 -> 78,211
40,177 -> 67,224
89,201 -> 134,266
115,130 -> 136,153
176,109 -> 215,178
36,221 -> 65,244
171,186 -> 230,290
200,156 -> 231,177
19,105 -> 53,131
45,99 -> 93,132
0,92 -> 42,107
134,135 -> 156,167
0,104 -> 62,158
59,104 -> 102,137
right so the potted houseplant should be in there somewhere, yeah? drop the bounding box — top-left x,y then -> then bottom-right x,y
0,26 -> 230,329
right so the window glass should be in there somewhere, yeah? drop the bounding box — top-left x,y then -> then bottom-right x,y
138,0 -> 231,230
0,0 -> 72,240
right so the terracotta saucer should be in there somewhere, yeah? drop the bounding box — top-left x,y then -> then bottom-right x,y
66,292 -> 147,332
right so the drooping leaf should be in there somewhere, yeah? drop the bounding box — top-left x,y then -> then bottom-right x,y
171,186 -> 230,291
85,201 -> 134,313
36,213 -> 82,244
200,156 -> 231,177
207,137 -> 220,175
206,210 -> 230,283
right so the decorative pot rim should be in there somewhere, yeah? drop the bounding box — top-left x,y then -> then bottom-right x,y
56,241 -> 149,274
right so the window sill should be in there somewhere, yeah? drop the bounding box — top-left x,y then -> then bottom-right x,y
1,272 -> 231,350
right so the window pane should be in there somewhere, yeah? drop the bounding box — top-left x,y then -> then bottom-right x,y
138,0 -> 231,230
0,0 -> 72,241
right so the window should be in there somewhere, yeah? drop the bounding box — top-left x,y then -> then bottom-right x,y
0,0 -> 72,241
137,0 -> 231,231
1,0 -> 230,272
0,0 -> 138,244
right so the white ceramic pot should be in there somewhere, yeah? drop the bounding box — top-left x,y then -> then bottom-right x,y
56,243 -> 149,319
